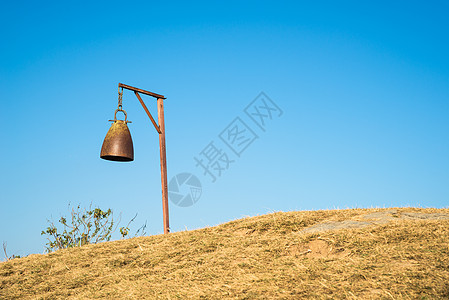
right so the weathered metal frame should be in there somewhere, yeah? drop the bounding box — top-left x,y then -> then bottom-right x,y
118,83 -> 170,234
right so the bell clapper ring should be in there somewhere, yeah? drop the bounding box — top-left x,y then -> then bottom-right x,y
109,108 -> 132,124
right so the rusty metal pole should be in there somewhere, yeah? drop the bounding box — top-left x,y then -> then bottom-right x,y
157,97 -> 170,234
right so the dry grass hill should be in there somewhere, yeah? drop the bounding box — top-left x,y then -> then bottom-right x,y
1,207 -> 449,299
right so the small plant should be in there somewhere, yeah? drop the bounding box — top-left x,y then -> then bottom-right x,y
2,242 -> 20,261
41,203 -> 139,253
119,213 -> 147,239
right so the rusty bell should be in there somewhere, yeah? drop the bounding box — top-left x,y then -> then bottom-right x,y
100,109 -> 134,162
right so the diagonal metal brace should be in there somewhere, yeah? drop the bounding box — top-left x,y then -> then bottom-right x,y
133,91 -> 161,134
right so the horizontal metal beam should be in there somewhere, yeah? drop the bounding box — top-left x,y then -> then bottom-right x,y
119,83 -> 166,99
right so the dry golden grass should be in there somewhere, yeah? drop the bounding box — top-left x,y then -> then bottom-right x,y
1,207 -> 449,299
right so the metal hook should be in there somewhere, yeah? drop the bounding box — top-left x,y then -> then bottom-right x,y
118,87 -> 124,109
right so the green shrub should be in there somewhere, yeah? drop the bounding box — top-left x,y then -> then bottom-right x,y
41,204 -> 145,252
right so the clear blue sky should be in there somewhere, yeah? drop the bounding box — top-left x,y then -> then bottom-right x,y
1,1 -> 448,257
